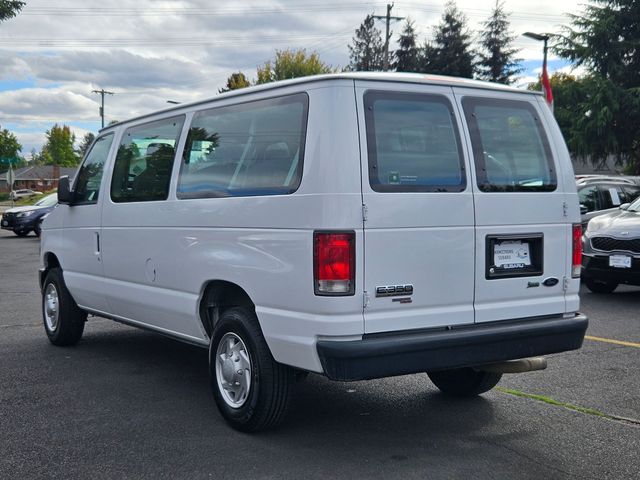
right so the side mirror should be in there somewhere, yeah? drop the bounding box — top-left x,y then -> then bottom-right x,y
57,176 -> 73,204
619,203 -> 631,210
579,204 -> 588,215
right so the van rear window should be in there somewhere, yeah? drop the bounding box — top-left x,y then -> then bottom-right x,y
364,91 -> 466,192
462,97 -> 557,192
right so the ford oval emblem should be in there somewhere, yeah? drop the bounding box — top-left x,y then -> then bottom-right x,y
543,277 -> 559,287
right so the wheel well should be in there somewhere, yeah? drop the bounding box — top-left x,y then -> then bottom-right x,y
199,281 -> 255,337
40,253 -> 61,289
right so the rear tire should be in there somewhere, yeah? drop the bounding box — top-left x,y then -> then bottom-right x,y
584,277 -> 618,294
428,368 -> 502,397
209,307 -> 294,432
42,268 -> 86,346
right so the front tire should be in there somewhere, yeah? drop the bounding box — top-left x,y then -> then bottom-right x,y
42,268 -> 86,346
584,277 -> 618,294
428,368 -> 502,397
209,307 -> 294,432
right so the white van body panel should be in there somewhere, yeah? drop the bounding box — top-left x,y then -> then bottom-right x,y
355,81 -> 476,333
95,82 -> 364,371
38,73 -> 585,377
451,87 -> 569,323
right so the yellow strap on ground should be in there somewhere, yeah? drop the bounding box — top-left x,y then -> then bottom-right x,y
585,335 -> 640,349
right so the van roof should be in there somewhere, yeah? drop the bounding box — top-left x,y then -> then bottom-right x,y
100,72 -> 541,132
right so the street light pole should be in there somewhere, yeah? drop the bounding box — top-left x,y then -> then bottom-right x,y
523,31 -> 553,109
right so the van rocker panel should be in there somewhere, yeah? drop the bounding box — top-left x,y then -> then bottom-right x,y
317,314 -> 588,381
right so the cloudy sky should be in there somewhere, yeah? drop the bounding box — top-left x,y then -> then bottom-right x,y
0,0 -> 584,156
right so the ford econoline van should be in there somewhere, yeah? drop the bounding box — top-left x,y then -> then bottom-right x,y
39,73 -> 588,431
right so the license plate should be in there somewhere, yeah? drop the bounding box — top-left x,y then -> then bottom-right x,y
494,241 -> 532,269
609,255 -> 631,268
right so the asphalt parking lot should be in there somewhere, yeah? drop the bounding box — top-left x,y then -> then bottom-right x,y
0,228 -> 638,479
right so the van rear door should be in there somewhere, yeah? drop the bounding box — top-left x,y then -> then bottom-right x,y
453,89 -> 568,323
356,81 -> 475,334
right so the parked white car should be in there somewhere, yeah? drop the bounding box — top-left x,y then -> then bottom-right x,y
10,189 -> 43,201
39,73 -> 588,431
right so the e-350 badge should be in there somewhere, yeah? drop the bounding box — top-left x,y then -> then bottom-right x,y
376,284 -> 414,297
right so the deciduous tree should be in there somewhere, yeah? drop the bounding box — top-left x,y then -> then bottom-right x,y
219,72 -> 251,93
41,125 -> 79,167
0,126 -> 21,162
256,49 -> 333,84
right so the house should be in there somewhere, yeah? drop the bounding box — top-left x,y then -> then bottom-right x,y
0,165 -> 77,193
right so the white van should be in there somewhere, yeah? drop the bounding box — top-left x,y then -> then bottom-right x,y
39,73 -> 588,431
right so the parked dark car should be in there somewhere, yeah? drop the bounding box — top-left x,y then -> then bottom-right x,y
1,193 -> 58,237
582,197 -> 640,293
577,179 -> 640,227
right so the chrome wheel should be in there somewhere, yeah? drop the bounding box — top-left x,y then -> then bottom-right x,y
215,332 -> 252,408
44,283 -> 59,332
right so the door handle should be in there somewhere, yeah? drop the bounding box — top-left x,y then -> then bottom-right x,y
94,231 -> 101,258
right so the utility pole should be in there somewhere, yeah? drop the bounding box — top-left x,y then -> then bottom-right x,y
373,3 -> 404,71
92,88 -> 114,128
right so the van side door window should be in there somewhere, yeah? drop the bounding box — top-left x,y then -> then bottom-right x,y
74,133 -> 114,205
110,116 -> 184,203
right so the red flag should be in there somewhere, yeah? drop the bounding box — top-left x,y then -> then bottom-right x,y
541,65 -> 553,107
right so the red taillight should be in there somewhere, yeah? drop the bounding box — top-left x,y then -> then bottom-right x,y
314,231 -> 355,295
572,223 -> 582,278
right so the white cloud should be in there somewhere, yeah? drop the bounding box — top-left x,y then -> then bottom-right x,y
0,0 -> 585,152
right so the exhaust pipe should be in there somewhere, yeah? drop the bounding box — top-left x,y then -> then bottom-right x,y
476,357 -> 547,374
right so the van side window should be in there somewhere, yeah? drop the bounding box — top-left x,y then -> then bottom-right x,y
110,116 -> 184,203
462,98 -> 557,192
177,93 -> 308,199
73,133 -> 114,205
364,91 -> 466,192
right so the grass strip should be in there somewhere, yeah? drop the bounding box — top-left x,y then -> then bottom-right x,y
496,387 -> 640,426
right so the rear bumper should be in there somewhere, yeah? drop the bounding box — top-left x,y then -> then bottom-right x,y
317,314 -> 588,381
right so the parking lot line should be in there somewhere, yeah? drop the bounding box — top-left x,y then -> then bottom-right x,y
496,387 -> 640,427
585,335 -> 640,349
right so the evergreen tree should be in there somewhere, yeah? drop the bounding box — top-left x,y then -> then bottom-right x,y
394,20 -> 420,72
348,14 -> 385,71
0,0 -> 24,23
555,0 -> 640,173
428,1 -> 475,78
256,49 -> 333,84
41,125 -> 79,167
77,132 -> 95,158
477,1 -> 523,84
219,72 -> 251,93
